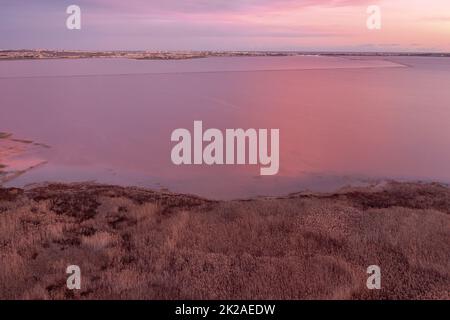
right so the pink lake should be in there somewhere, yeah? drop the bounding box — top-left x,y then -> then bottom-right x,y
1,55 -> 450,199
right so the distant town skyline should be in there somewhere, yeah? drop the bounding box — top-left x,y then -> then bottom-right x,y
1,0 -> 449,52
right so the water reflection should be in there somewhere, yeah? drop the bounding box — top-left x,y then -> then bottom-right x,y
1,56 -> 449,199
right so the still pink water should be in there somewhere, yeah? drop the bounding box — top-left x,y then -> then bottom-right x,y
1,56 -> 449,199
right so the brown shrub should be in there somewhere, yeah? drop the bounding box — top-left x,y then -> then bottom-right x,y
0,182 -> 448,300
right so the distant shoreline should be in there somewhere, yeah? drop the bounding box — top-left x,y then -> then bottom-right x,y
1,50 -> 450,61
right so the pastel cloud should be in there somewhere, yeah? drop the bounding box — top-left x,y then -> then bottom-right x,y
0,0 -> 449,52
74,0 -> 373,14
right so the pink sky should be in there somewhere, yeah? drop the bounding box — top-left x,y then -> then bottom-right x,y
1,0 -> 449,51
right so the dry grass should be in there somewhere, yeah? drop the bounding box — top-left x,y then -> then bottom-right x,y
0,182 -> 448,300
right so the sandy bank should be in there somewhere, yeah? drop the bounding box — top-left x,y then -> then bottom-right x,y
0,181 -> 449,299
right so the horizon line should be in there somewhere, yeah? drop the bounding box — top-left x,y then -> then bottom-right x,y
1,49 -> 450,55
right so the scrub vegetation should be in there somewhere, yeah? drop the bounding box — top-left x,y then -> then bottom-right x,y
0,182 -> 448,299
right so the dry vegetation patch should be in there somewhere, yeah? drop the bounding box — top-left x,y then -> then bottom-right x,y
0,182 -> 448,299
